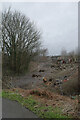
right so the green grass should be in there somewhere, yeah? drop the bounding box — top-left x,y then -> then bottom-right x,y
0,92 -> 2,97
2,90 -> 72,118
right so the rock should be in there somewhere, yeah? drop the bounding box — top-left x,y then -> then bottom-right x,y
32,74 -> 41,77
49,78 -> 53,81
39,70 -> 45,72
44,109 -> 48,112
34,105 -> 38,108
46,104 -> 48,106
53,103 -> 55,106
32,74 -> 36,77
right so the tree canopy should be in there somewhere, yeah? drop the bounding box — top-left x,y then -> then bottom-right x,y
2,9 -> 42,74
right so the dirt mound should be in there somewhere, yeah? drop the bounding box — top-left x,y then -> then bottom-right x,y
29,88 -> 53,99
12,88 -> 53,99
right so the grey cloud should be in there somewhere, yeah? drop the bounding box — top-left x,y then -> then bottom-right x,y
2,2 -> 78,55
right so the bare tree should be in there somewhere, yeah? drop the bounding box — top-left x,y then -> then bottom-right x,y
40,48 -> 48,56
61,48 -> 67,56
68,50 -> 75,57
2,8 -> 41,74
75,47 -> 78,55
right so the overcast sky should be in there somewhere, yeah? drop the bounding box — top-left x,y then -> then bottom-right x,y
2,2 -> 78,56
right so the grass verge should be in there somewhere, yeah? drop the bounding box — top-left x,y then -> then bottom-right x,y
2,90 -> 72,118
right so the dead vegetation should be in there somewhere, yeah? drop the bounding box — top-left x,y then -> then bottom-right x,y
2,56 -> 79,118
9,87 -> 79,118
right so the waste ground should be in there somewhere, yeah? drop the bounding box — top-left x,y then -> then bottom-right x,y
2,56 -> 79,118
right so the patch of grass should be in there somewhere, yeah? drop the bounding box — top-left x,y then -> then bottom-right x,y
0,92 -> 2,97
2,90 -> 72,118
